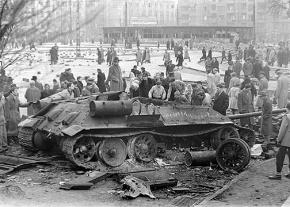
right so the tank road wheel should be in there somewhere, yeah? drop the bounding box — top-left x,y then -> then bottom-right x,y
72,137 -> 96,166
216,138 -> 251,172
239,129 -> 256,148
210,126 -> 240,149
98,138 -> 127,167
127,134 -> 157,162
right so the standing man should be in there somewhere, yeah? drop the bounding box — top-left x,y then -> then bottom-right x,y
233,59 -> 242,78
97,69 -> 106,93
268,103 -> 290,180
260,92 -> 272,146
220,47 -> 227,64
166,40 -> 170,50
171,39 -> 175,50
243,58 -> 253,77
275,70 -> 289,109
76,76 -> 83,92
31,76 -> 43,92
136,48 -> 143,66
176,51 -> 184,67
238,83 -> 253,127
25,81 -> 41,116
163,49 -> 171,67
106,57 -> 123,92
213,84 -> 229,116
200,47 -> 206,61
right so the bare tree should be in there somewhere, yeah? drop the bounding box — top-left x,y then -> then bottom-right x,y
269,0 -> 290,17
0,0 -> 104,71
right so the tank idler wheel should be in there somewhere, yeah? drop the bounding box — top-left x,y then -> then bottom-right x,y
239,129 -> 256,148
210,126 -> 240,149
216,138 -> 251,172
72,137 -> 96,164
98,138 -> 127,167
127,134 -> 157,162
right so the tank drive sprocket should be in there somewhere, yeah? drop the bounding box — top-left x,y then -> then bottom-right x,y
18,127 -> 38,152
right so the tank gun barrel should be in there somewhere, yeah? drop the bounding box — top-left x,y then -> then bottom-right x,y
228,108 -> 286,120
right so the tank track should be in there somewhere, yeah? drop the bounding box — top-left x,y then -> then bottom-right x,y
59,126 -> 227,169
18,127 -> 38,152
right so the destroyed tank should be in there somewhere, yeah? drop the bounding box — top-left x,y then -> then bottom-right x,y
18,91 -> 255,172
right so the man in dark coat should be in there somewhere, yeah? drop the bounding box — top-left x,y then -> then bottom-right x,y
260,93 -> 272,146
200,47 -> 206,61
31,76 -> 43,92
213,83 -> 229,116
60,68 -> 75,83
166,60 -> 175,77
171,39 -> 175,50
41,84 -> 53,99
166,40 -> 170,50
207,48 -> 212,60
76,76 -> 83,92
238,83 -> 254,127
97,69 -> 106,93
139,77 -> 154,98
176,51 -> 184,67
252,59 -> 263,79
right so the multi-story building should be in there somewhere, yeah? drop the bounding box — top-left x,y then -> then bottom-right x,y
255,0 -> 290,42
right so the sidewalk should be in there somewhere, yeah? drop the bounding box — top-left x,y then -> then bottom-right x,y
201,158 -> 290,207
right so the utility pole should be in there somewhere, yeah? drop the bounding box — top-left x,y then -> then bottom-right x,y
253,0 -> 256,43
76,0 -> 81,57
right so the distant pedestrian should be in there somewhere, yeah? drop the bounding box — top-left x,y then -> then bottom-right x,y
136,48 -> 143,66
183,46 -> 191,62
176,51 -> 184,67
220,47 -> 227,64
0,93 -> 7,151
163,49 -> 171,67
200,47 -> 206,61
228,82 -> 240,114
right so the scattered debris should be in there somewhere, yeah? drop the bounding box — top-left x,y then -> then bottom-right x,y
121,175 -> 155,199
59,182 -> 93,190
0,154 -> 48,175
251,144 -> 263,158
171,195 -> 198,207
0,185 -> 25,198
184,151 -> 216,167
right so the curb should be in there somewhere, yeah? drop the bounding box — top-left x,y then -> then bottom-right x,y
195,158 -> 275,207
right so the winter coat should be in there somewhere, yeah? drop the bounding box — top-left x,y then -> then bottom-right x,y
97,72 -> 107,93
4,92 -> 21,136
176,54 -> 183,66
25,87 -> 41,116
275,75 -> 289,109
224,69 -> 233,88
243,62 -> 253,77
233,61 -> 242,77
213,91 -> 229,116
277,114 -> 290,147
238,88 -> 254,126
107,65 -> 123,91
261,97 -> 272,136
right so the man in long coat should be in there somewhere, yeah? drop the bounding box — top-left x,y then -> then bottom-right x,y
97,69 -> 106,93
260,93 -> 272,146
238,83 -> 254,127
4,84 -> 24,138
106,57 -> 123,92
25,81 -> 41,116
275,71 -> 289,109
213,84 -> 229,116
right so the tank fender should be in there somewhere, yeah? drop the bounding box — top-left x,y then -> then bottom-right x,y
62,125 -> 84,137
18,117 -> 44,128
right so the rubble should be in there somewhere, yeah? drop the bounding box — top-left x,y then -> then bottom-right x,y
120,175 -> 156,199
